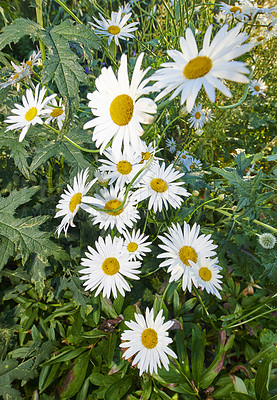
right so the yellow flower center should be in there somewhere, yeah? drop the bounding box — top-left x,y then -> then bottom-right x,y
69,192 -> 82,212
150,178 -> 167,193
195,111 -> 201,119
104,199 -> 123,216
117,160 -> 132,175
26,60 -> 33,67
182,155 -> 187,159
12,73 -> 19,81
257,35 -> 264,42
199,267 -> 212,281
254,85 -> 260,92
230,6 -> 242,13
183,56 -> 212,80
110,94 -> 134,126
102,257 -> 120,275
142,151 -> 151,161
50,108 -> 63,117
141,328 -> 158,349
179,246 -> 197,266
190,164 -> 195,170
25,107 -> 38,121
127,242 -> 138,252
108,25 -> 121,35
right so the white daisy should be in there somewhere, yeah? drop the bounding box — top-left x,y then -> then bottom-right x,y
137,141 -> 161,166
82,185 -> 140,233
94,168 -> 110,185
152,23 -> 254,111
258,233 -> 276,249
89,11 -> 138,46
176,151 -> 202,171
204,107 -> 214,122
83,53 -> 157,155
219,1 -> 252,21
188,103 -> 206,129
0,62 -> 30,90
118,2 -> 132,17
120,308 -> 177,375
132,162 -> 191,213
44,98 -> 65,130
79,234 -> 141,299
55,168 -> 97,237
249,78 -> 267,96
4,84 -> 56,142
157,222 -> 218,292
165,137 -> 177,153
99,146 -> 141,189
214,10 -> 228,25
190,257 -> 223,298
123,229 -> 152,260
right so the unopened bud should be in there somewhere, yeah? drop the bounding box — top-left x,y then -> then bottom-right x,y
180,106 -> 189,116
192,190 -> 199,197
218,194 -> 224,200
232,206 -> 237,211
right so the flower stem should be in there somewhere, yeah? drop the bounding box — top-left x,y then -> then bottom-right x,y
53,0 -> 83,24
35,0 -> 46,63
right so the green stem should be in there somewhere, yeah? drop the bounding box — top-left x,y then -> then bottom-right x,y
226,307 -> 277,329
157,115 -> 185,147
53,0 -> 83,24
186,197 -> 220,223
194,288 -> 218,331
35,0 -> 46,63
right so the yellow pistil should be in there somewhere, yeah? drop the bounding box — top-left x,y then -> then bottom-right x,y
50,108 -> 63,117
199,267 -> 212,281
110,94 -> 134,126
230,6 -> 242,13
142,151 -> 151,161
183,56 -> 212,80
127,242 -> 138,252
182,155 -> 187,159
25,107 -> 38,122
12,73 -> 19,81
108,25 -> 121,35
141,328 -> 158,349
102,257 -> 120,275
179,246 -> 197,266
190,164 -> 195,170
117,160 -> 132,175
150,178 -> 167,193
195,111 -> 201,119
104,199 -> 123,216
257,36 -> 264,42
26,60 -> 33,67
69,192 -> 82,212
254,85 -> 260,92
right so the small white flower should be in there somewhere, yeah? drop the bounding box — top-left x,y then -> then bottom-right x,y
214,10 -> 228,25
176,151 -> 202,172
158,222 -> 218,292
123,229 -> 152,260
249,78 -> 267,96
94,168 -> 110,184
132,162 -> 191,212
79,234 -> 141,298
55,168 -> 97,237
4,84 -> 56,142
90,11 -> 138,45
188,103 -> 206,129
120,308 -> 177,375
137,141 -> 162,165
190,257 -> 223,299
44,98 -> 65,130
165,137 -> 177,153
258,233 -> 276,249
118,2 -> 132,17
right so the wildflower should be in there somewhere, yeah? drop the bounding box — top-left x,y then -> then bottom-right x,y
132,162 -> 191,212
165,137 -> 177,153
89,11 -> 138,46
83,185 -> 140,233
188,103 -> 206,129
138,141 -> 161,165
83,53 -> 157,155
4,84 -> 56,142
214,10 -> 228,25
44,98 -> 65,130
152,23 -> 254,111
176,151 -> 202,171
258,233 -> 276,249
94,169 -> 110,185
55,169 -> 97,237
118,2 -> 132,17
120,308 -> 177,375
249,78 -> 267,96
190,257 -> 223,299
79,234 -> 141,298
158,222 -> 218,292
123,229 -> 151,261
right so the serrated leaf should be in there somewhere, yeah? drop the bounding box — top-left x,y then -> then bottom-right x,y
0,18 -> 44,50
59,141 -> 91,176
0,132 -> 30,178
0,359 -> 36,399
0,235 -> 14,270
0,186 -> 38,214
30,141 -> 58,172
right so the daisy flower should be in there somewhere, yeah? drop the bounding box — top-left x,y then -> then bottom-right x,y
55,168 -> 97,237
79,234 -> 141,299
214,10 -> 228,25
152,23 -> 254,111
44,98 -> 65,130
83,53 -> 157,154
190,257 -> 223,299
4,84 -> 56,142
94,168 -> 110,185
138,141 -> 161,165
118,2 -> 132,17
176,151 -> 202,171
219,1 -> 252,21
204,107 -> 214,122
188,103 -> 206,129
0,62 -> 29,90
82,185 -> 140,233
99,146 -> 141,189
165,137 -> 177,153
132,162 -> 191,213
120,308 -> 177,375
157,222 -> 218,292
89,11 -> 138,46
258,233 -> 276,249
123,229 -> 151,260
249,78 -> 267,96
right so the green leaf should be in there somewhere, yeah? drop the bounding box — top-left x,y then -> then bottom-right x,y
0,235 -> 14,270
0,359 -> 36,399
231,394 -> 255,400
104,375 -> 133,400
59,141 -> 91,176
29,141 -> 59,172
255,354 -> 272,400
60,352 -> 90,399
39,363 -> 60,393
0,18 -> 44,50
0,130 -> 30,178
191,324 -> 206,386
